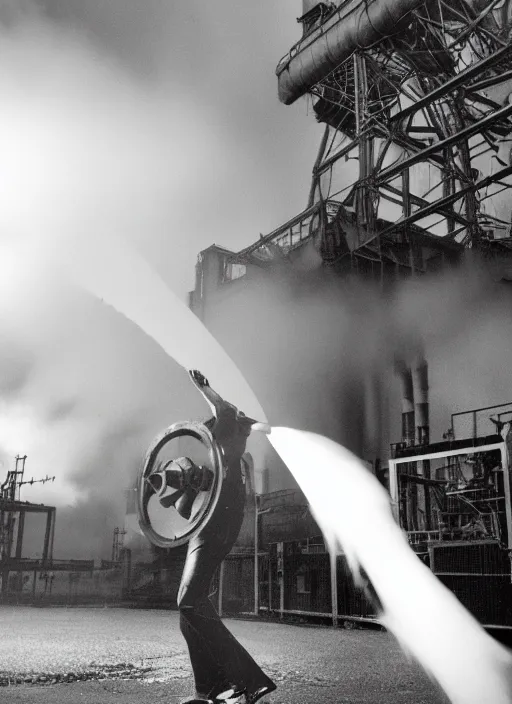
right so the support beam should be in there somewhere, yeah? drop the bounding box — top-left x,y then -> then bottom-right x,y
42,508 -> 53,565
402,168 -> 416,273
277,541 -> 284,619
413,359 -> 431,530
48,508 -> 56,563
314,128 -> 376,176
0,501 -> 54,514
392,132 -> 445,168
377,103 -> 512,186
15,509 -> 25,559
380,183 -> 469,226
389,459 -> 400,523
254,496 -> 259,616
377,164 -> 512,239
218,560 -> 225,618
398,474 -> 448,486
390,44 -> 512,124
15,510 -> 26,593
445,0 -> 507,51
471,68 -> 512,93
330,553 -> 338,628
315,122 -> 444,179
452,98 -> 480,247
354,53 -> 374,229
392,442 -> 505,465
500,424 -> 512,556
268,556 -> 272,612
308,125 -> 330,207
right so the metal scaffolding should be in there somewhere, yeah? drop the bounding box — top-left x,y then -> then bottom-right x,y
0,456 -> 56,595
237,0 -> 512,274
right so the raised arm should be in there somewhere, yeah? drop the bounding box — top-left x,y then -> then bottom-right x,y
189,370 -> 270,463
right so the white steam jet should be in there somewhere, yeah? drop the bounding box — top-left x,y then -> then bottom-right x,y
42,230 -> 267,424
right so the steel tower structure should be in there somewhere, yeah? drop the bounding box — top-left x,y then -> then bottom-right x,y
237,0 -> 512,277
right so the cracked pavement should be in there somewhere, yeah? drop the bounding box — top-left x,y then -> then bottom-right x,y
0,605 -> 448,703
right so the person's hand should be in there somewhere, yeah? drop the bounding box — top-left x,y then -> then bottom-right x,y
190,369 -> 209,388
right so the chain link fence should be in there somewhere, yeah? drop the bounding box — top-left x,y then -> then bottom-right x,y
217,538 -> 376,624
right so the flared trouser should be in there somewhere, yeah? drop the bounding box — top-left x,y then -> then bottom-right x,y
178,536 -> 275,701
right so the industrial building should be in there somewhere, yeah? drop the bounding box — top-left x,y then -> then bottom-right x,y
124,0 -> 512,628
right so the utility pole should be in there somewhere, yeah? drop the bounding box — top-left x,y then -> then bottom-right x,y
112,527 -> 127,563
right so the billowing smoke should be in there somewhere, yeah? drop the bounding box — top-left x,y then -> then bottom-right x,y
0,2 -> 232,558
0,266 -> 207,559
203,252 -> 512,487
0,0 -> 317,560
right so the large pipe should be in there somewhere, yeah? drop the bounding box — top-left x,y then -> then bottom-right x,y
412,358 -> 429,446
397,364 -> 415,446
413,358 -> 430,529
276,0 -> 426,105
397,362 -> 417,531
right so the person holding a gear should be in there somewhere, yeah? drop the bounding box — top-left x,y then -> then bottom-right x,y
147,371 -> 276,704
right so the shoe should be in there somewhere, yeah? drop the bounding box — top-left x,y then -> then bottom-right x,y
245,683 -> 277,703
215,688 -> 237,700
214,687 -> 246,702
180,698 -> 214,704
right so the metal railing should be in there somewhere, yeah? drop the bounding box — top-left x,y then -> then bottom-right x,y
451,402 -> 512,440
234,200 -> 343,263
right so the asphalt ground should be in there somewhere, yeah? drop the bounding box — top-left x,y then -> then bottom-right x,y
0,606 -> 450,703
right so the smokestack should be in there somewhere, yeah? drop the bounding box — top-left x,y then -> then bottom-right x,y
363,370 -> 386,464
398,364 -> 415,446
413,358 -> 429,446
412,357 -> 431,529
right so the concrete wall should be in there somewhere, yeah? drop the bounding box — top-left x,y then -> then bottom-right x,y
1,567 -> 123,604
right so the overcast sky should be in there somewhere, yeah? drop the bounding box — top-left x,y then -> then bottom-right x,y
33,0 -> 322,296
